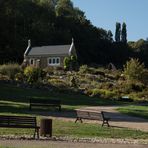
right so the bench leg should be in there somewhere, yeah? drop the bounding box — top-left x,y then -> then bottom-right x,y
33,130 -> 36,139
29,105 -> 32,111
75,117 -> 83,123
59,106 -> 61,112
37,128 -> 39,139
102,119 -> 110,127
34,128 -> 40,139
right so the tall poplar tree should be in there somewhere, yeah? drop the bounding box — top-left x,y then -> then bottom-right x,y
115,22 -> 121,42
121,22 -> 127,43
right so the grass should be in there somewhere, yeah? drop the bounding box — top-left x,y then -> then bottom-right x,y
53,119 -> 148,139
0,83 -> 121,113
0,83 -> 148,139
0,119 -> 147,139
117,105 -> 148,119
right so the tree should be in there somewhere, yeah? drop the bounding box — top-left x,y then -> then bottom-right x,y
107,30 -> 113,42
115,22 -> 121,42
64,56 -> 78,71
55,0 -> 74,17
121,22 -> 127,43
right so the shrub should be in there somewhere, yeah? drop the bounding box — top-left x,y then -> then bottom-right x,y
24,66 -> 46,84
123,58 -> 145,81
64,57 -> 71,70
0,63 -> 21,80
15,72 -> 24,81
69,76 -> 77,87
43,67 -> 54,75
79,65 -> 89,73
64,56 -> 78,71
141,69 -> 148,85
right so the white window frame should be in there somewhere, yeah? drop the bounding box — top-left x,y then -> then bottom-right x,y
30,59 -> 35,66
48,57 -> 60,66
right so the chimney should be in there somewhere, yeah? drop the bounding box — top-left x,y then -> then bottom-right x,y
69,38 -> 74,56
72,38 -> 74,44
28,39 -> 31,47
24,39 -> 31,57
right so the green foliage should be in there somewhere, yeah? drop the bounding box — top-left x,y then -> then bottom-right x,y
121,22 -> 127,43
122,81 -> 145,93
107,30 -> 113,42
115,22 -> 121,42
79,65 -> 89,73
69,76 -> 77,87
0,63 -> 21,80
55,0 -> 74,17
64,57 -> 71,70
24,66 -> 46,84
123,58 -> 145,81
15,72 -> 24,81
84,88 -> 117,99
64,56 -> 78,71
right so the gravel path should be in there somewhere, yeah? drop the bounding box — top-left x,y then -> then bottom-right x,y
0,139 -> 147,148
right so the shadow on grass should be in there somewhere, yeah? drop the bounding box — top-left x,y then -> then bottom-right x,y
0,83 -> 121,107
0,101 -> 148,124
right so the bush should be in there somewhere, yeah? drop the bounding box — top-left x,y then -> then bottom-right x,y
84,88 -> 117,99
64,57 -> 71,70
0,63 -> 21,80
79,65 -> 89,73
24,66 -> 46,84
120,81 -> 145,93
123,58 -> 145,81
64,56 -> 78,71
15,72 -> 24,81
43,67 -> 54,75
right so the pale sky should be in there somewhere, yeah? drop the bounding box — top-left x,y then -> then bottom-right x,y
72,0 -> 148,41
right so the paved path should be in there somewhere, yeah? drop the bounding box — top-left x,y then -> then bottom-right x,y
43,106 -> 148,132
81,106 -> 148,132
0,140 -> 147,148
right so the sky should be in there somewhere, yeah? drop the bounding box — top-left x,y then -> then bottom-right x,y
72,0 -> 148,41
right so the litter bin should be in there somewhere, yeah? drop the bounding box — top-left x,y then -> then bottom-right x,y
40,118 -> 52,137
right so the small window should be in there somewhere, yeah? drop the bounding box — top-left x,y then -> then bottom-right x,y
30,59 -> 34,65
49,59 -> 52,64
56,58 -> 59,64
53,58 -> 55,64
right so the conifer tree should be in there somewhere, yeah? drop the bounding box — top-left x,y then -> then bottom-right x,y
121,22 -> 127,43
115,22 -> 121,42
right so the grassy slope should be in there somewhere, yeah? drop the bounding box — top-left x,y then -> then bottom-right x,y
0,83 -> 120,114
0,83 -> 148,139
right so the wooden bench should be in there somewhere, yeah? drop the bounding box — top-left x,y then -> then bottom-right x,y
30,99 -> 61,111
75,109 -> 110,127
0,115 -> 40,139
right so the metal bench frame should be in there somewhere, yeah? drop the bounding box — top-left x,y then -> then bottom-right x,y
75,110 -> 110,127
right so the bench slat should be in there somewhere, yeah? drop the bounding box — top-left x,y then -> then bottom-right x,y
75,110 -> 110,127
30,99 -> 61,111
0,115 -> 39,138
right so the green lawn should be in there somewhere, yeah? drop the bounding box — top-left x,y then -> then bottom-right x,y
0,83 -> 120,114
0,119 -> 147,139
117,105 -> 148,119
0,83 -> 148,139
